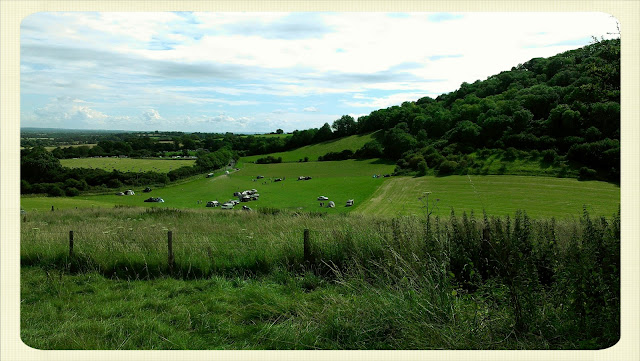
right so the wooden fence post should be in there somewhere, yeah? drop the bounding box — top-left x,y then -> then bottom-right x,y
69,230 -> 74,257
168,230 -> 174,273
303,228 -> 310,263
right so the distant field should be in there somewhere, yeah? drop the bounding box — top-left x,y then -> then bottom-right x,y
22,158 -> 619,219
60,158 -> 196,173
20,144 -> 98,150
241,133 -> 291,139
240,131 -> 380,163
354,175 -> 620,219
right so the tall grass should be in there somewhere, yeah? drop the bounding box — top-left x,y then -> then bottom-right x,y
21,205 -> 619,349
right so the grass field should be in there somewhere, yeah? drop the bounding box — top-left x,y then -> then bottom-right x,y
22,163 -> 619,220
355,175 -> 620,219
20,206 -> 620,349
22,159 -> 396,214
60,158 -> 196,173
240,131 -> 379,163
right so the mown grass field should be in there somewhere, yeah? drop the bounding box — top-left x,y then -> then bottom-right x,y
60,157 -> 196,173
240,131 -> 379,163
355,175 -> 620,219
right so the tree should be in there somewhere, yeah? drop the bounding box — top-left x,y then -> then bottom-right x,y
332,115 -> 356,137
276,129 -> 284,134
21,147 -> 63,183
313,123 -> 333,143
383,123 -> 417,159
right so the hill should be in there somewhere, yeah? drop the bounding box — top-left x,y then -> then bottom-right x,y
347,39 -> 620,181
240,131 -> 380,163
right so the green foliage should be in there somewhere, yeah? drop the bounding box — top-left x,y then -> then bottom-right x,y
255,155 -> 283,164
317,149 -> 354,162
332,115 -> 357,137
347,39 -> 620,180
21,147 -> 63,183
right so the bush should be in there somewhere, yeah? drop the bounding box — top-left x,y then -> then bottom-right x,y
417,160 -> 428,176
437,160 -> 459,175
256,156 -> 283,164
541,149 -> 557,163
47,185 -> 65,197
318,149 -> 354,162
107,178 -> 124,189
578,167 -> 597,180
21,180 -> 31,194
65,187 -> 80,197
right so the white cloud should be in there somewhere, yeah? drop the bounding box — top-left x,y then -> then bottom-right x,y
343,92 -> 432,109
141,109 -> 162,122
20,12 -> 620,132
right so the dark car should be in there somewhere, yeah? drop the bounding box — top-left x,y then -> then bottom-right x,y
143,187 -> 152,192
144,197 -> 164,203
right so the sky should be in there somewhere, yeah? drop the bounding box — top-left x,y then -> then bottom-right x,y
20,12 -> 620,133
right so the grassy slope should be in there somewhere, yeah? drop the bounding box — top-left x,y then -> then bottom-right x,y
60,158 -> 196,173
355,175 -> 619,219
240,131 -> 379,163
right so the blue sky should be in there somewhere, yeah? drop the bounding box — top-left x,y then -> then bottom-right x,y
20,12 -> 619,133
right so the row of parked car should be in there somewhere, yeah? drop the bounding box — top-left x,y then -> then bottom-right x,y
317,196 -> 354,207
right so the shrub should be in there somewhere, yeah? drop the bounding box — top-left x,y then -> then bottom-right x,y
417,160 -> 428,176
578,167 -> 597,180
65,187 -> 80,197
541,149 -> 557,163
47,185 -> 65,197
437,160 -> 459,175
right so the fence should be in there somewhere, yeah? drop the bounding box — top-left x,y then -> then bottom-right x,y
24,228 -> 319,275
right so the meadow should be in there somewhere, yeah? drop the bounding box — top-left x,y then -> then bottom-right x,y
240,132 -> 379,163
20,206 -> 620,349
60,157 -> 196,173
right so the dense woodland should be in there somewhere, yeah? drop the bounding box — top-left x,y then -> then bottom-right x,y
21,38 -> 620,196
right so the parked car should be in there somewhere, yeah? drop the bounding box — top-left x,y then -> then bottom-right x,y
317,196 -> 329,201
144,197 -> 164,203
143,187 -> 152,193
206,201 -> 219,207
221,202 -> 234,209
242,205 -> 252,211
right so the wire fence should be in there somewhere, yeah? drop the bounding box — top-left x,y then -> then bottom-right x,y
21,228 -> 335,270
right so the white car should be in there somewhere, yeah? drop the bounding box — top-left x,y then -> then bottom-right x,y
317,196 -> 329,201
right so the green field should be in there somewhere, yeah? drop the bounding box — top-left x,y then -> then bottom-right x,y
22,159 -> 396,214
355,175 -> 620,219
60,157 -> 196,173
22,158 -> 619,219
240,132 -> 379,163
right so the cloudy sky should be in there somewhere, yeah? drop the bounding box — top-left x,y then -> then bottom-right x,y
20,12 -> 619,133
